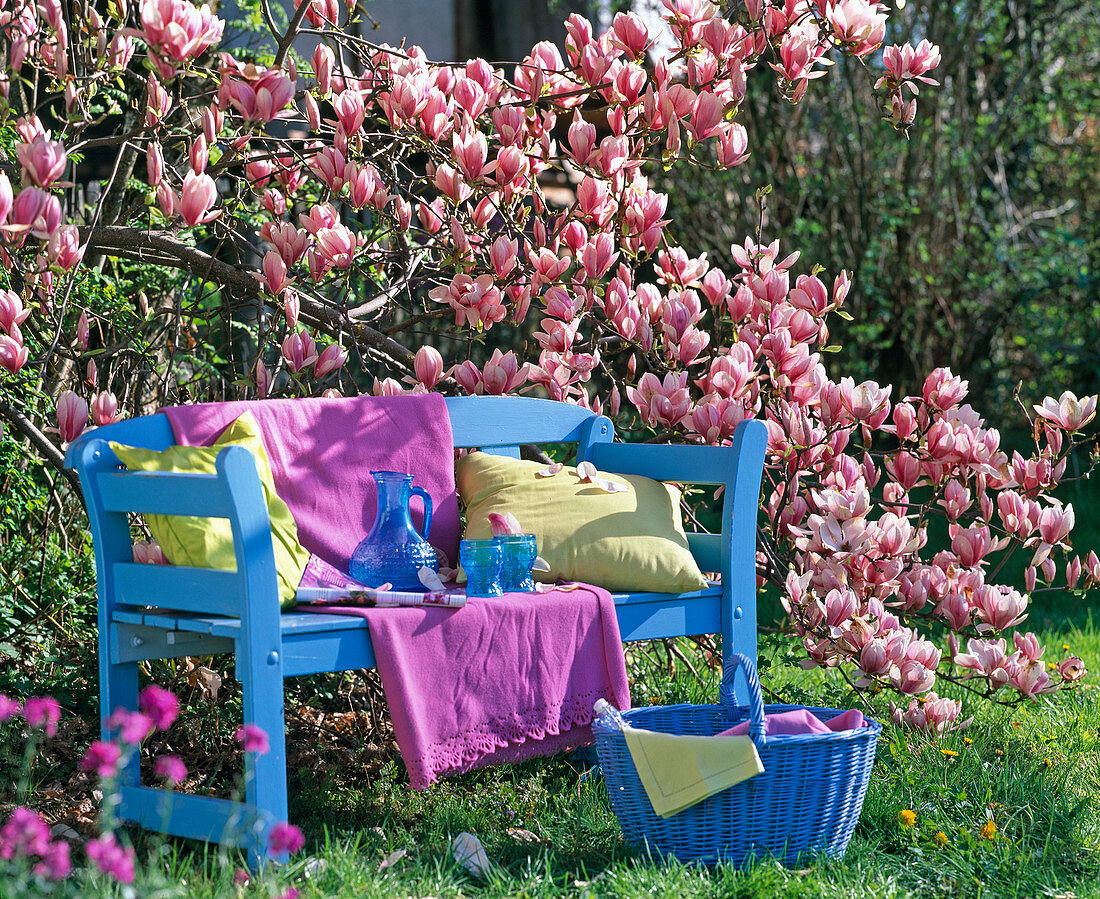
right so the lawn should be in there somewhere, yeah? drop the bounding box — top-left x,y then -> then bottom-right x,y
4,601 -> 1098,898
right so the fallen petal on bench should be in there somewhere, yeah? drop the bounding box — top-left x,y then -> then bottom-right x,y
418,566 -> 446,591
536,462 -> 563,477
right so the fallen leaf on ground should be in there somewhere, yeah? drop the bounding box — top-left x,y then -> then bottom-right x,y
378,848 -> 406,871
506,828 -> 540,843
452,832 -> 491,879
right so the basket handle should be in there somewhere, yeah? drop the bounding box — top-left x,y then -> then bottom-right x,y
718,652 -> 766,749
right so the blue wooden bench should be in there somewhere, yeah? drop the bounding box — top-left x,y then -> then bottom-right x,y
65,396 -> 767,864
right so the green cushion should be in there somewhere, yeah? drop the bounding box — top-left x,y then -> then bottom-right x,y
456,452 -> 707,594
110,413 -> 308,609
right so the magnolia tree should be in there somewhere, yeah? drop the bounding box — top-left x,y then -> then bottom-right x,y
0,0 -> 1093,733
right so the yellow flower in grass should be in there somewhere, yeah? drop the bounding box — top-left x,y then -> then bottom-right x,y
940,749 -> 958,758
963,737 -> 973,744
980,820 -> 998,840
1043,757 -> 1054,769
897,809 -> 916,829
933,831 -> 949,847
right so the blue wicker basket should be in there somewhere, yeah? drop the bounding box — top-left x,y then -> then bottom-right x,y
592,653 -> 881,867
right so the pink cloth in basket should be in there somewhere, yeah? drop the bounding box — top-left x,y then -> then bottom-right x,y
306,585 -> 631,788
718,708 -> 866,737
162,394 -> 462,574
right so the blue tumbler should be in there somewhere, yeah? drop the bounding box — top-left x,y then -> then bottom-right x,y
460,539 -> 503,597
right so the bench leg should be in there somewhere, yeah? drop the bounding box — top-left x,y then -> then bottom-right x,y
237,637 -> 289,867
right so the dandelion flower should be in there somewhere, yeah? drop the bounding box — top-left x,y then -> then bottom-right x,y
897,809 -> 916,829
933,831 -> 949,847
963,737 -> 973,744
1043,758 -> 1053,769
980,820 -> 997,840
940,749 -> 958,757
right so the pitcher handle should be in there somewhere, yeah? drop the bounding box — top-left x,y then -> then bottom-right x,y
410,486 -> 433,539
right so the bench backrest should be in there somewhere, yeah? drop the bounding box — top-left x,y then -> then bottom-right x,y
67,397 -> 766,620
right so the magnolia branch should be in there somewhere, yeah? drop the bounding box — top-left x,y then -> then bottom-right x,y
77,225 -> 417,373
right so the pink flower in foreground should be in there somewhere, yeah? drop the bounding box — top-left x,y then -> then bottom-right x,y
56,391 -> 89,445
0,807 -> 51,860
235,723 -> 270,754
22,697 -> 60,737
0,694 -> 20,722
139,684 -> 179,730
154,754 -> 188,784
268,821 -> 305,855
86,833 -> 135,884
107,708 -> 154,745
80,740 -> 123,778
0,290 -> 30,334
34,838 -> 71,880
9,187 -> 62,239
487,512 -> 523,536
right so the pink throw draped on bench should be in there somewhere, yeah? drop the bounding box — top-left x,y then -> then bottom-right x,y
162,394 -> 462,572
311,587 -> 631,787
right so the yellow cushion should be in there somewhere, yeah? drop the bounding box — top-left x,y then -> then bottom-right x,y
110,413 -> 309,608
456,452 -> 708,593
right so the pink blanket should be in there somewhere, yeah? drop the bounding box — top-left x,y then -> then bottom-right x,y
309,586 -> 631,788
162,394 -> 461,573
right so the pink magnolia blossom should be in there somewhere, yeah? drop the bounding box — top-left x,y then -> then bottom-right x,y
627,371 -> 692,429
889,692 -> 963,738
139,0 -> 224,66
55,391 -> 89,444
179,171 -> 218,226
16,134 -> 67,188
1058,656 -> 1086,682
314,343 -> 348,378
313,224 -> 359,270
481,349 -> 529,395
281,330 -> 318,374
429,274 -> 507,330
0,334 -> 29,374
1033,391 -> 1097,431
89,391 -> 123,426
222,63 -> 295,124
0,173 -> 12,224
826,0 -> 887,57
881,39 -> 941,85
9,187 -> 62,239
412,345 -> 444,389
145,73 -> 172,127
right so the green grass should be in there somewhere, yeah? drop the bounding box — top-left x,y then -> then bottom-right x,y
30,607 -> 1084,899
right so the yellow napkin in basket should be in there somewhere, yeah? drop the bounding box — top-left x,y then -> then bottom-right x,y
622,727 -> 764,818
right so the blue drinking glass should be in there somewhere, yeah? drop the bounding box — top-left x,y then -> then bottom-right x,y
460,539 -> 503,598
494,533 -> 538,592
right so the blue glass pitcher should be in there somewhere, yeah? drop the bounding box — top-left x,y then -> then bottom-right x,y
349,471 -> 438,591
